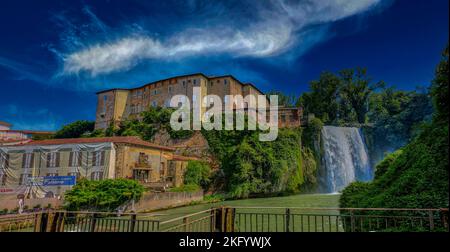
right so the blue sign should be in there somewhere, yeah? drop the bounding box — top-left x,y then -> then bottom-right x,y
43,176 -> 76,186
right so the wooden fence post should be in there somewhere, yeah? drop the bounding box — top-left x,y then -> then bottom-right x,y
34,213 -> 43,232
224,207 -> 235,232
49,212 -> 62,232
38,212 -> 49,232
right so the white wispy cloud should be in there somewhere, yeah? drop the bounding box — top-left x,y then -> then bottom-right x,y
0,56 -> 48,84
60,0 -> 381,77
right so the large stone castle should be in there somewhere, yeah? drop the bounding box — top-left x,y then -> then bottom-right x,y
94,73 -> 302,129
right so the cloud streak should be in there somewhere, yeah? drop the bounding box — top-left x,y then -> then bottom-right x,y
60,0 -> 381,77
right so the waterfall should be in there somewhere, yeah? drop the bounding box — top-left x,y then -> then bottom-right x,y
320,126 -> 372,193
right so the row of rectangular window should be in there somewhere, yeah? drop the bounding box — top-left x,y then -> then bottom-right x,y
0,151 -> 105,169
129,78 -> 230,99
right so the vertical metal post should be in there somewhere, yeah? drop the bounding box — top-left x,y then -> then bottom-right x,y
38,212 -> 49,232
210,208 -> 216,232
439,208 -> 448,230
90,213 -> 97,232
428,210 -> 435,231
183,217 -> 189,232
129,213 -> 137,232
350,210 -> 355,232
221,206 -> 226,232
285,208 -> 290,232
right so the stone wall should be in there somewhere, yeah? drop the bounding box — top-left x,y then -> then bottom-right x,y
134,191 -> 204,212
0,198 -> 62,211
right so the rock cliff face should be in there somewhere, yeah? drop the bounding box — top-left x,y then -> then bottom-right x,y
151,130 -> 219,169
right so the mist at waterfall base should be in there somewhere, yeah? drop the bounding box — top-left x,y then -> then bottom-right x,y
318,126 -> 373,193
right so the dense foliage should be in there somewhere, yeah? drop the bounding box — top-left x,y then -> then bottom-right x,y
184,160 -> 211,189
202,123 -> 316,198
64,178 -> 144,211
431,45 -> 449,122
364,88 -> 433,164
54,120 -> 95,139
107,106 -> 193,140
340,45 -> 449,231
299,67 -> 384,125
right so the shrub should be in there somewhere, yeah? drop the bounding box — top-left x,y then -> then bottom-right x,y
169,184 -> 201,192
64,178 -> 144,211
203,194 -> 225,203
184,161 -> 211,189
54,120 -> 95,139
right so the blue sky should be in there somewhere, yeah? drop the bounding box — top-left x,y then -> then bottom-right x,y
0,0 -> 448,131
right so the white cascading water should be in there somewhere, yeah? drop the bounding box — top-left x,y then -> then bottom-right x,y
320,126 -> 372,193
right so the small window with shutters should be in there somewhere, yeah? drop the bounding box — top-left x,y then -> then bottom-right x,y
46,152 -> 60,168
22,153 -> 34,168
92,151 -> 105,167
69,151 -> 82,167
46,173 -> 58,177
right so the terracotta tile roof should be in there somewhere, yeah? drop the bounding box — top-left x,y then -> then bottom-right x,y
12,136 -> 175,151
172,155 -> 200,161
0,139 -> 32,145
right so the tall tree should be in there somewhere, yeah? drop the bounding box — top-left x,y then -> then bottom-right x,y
339,67 -> 384,124
299,71 -> 340,123
266,91 -> 297,107
431,44 -> 449,123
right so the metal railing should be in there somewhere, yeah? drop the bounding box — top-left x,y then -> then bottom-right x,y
158,208 -> 216,232
0,213 -> 38,232
0,207 -> 447,232
232,207 -> 449,232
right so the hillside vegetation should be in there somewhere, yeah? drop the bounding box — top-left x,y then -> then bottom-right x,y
203,125 -> 317,198
340,46 -> 449,213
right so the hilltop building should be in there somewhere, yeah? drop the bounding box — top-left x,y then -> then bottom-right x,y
94,73 -> 303,130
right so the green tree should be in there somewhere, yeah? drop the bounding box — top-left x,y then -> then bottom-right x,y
54,120 -> 95,139
338,67 -> 384,124
64,178 -> 144,211
113,106 -> 193,140
184,160 -> 211,189
299,71 -> 340,123
431,44 -> 449,122
367,87 -> 433,153
266,91 -> 297,107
